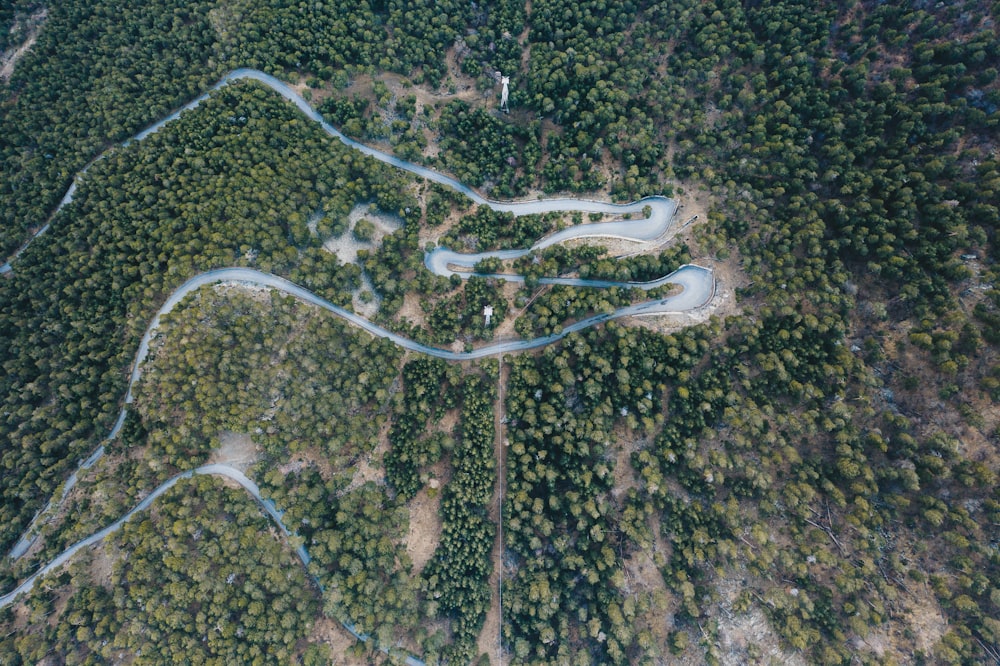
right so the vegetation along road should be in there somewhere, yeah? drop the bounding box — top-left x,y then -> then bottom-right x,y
1,68 -> 711,666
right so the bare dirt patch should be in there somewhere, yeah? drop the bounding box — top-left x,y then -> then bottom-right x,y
86,540 -> 119,590
715,576 -> 808,666
0,7 -> 47,82
404,485 -> 442,575
476,560 -> 506,665
477,358 -> 509,665
310,616 -> 380,666
717,606 -> 807,666
343,453 -> 385,492
492,280 -> 546,341
562,235 -> 646,258
277,445 -> 338,481
902,589 -> 948,657
610,424 -> 647,499
323,203 -> 403,266
209,431 -> 258,472
394,290 -> 430,330
322,203 -> 403,317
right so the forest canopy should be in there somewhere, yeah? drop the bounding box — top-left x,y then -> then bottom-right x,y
1,0 -> 998,664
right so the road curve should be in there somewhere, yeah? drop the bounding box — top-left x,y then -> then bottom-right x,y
4,65 -> 710,561
1,465 -> 248,609
0,68 -> 712,666
7,264 -> 712,564
0,463 -> 423,666
2,68 -> 677,274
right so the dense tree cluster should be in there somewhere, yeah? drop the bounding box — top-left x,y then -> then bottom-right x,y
0,0 -> 224,257
502,324 -> 710,663
385,358 -> 461,499
582,243 -> 691,283
457,0 -> 526,82
0,478 -> 320,663
426,276 -> 509,344
512,242 -> 691,286
440,206 -> 563,252
423,372 -> 497,661
435,100 -> 539,197
309,480 -> 420,648
514,285 -> 645,338
360,203 -> 435,317
137,289 -> 399,468
0,1 -> 43,54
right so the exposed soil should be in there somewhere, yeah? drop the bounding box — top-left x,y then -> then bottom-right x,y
0,7 -> 47,83
492,279 -> 543,341
610,423 -> 646,499
323,203 -> 403,266
310,616 -> 379,666
901,588 -> 948,657
716,606 -> 808,666
404,485 -> 442,575
628,248 -> 745,335
714,576 -> 808,666
476,563 -> 506,665
322,203 -> 404,318
276,445 -> 338,481
87,540 -> 119,590
209,431 -> 258,472
341,445 -> 386,494
394,290 -> 430,331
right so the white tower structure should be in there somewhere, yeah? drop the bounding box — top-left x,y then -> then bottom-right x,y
500,75 -> 510,112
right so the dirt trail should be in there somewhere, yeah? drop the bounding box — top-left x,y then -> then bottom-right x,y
0,8 -> 47,82
476,357 -> 510,664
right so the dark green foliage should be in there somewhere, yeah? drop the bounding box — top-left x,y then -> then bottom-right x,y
513,244 -> 606,281
423,373 -> 497,661
319,94 -> 371,138
0,0 -> 224,257
427,276 -> 508,343
0,81 -> 405,557
515,285 -> 636,337
353,218 -> 376,241
582,243 -> 692,283
974,288 -> 1000,345
424,183 -> 469,226
259,465 -> 420,645
137,289 -> 399,467
361,207 -> 435,317
385,358 -> 460,499
441,206 -> 562,252
314,482 -> 419,643
3,0 -> 1000,662
502,324 -> 710,663
436,101 -> 538,197
459,0 -> 526,79
0,2 -> 43,53
0,478 -> 319,663
383,0 -> 474,87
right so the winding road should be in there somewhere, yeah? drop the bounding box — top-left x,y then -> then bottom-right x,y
2,69 -> 679,274
0,464 -> 299,609
1,69 -> 715,665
